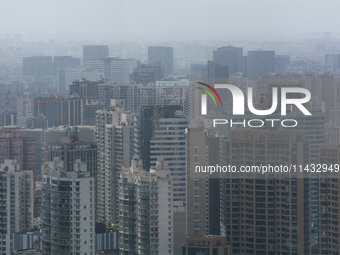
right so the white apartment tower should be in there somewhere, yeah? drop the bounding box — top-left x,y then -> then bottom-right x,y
41,158 -> 95,255
149,160 -> 174,255
119,157 -> 177,255
95,99 -> 134,223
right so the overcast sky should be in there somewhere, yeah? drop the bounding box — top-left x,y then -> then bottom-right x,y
1,0 -> 340,41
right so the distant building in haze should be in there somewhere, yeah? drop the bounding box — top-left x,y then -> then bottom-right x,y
0,108 -> 17,126
325,53 -> 340,73
47,127 -> 97,178
83,45 -> 109,66
148,46 -> 174,76
213,45 -> 243,75
23,56 -> 54,76
275,55 -> 290,73
132,61 -> 165,85
54,56 -> 80,73
103,57 -> 136,83
247,50 -> 275,78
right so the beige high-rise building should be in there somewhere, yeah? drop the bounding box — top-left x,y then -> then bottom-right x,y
318,145 -> 340,255
119,157 -> 184,255
0,159 -> 34,255
186,128 -> 221,237
220,129 -> 313,255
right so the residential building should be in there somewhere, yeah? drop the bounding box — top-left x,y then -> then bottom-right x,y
22,128 -> 44,177
0,108 -> 17,126
0,159 -> 34,255
33,95 -> 84,127
150,111 -> 188,202
149,160 -> 175,255
16,97 -> 34,127
119,157 -> 180,255
279,112 -> 325,163
69,78 -> 107,99
44,125 -> 95,151
326,122 -> 340,145
57,67 -> 104,94
98,81 -> 189,115
0,126 -> 36,177
95,100 -> 134,223
173,201 -> 186,255
118,156 -> 150,255
41,158 -> 95,255
134,105 -> 182,171
47,127 -> 97,178
219,129 -> 313,254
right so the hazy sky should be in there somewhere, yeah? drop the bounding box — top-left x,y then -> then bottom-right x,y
2,0 -> 340,41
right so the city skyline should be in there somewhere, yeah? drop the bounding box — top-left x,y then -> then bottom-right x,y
2,1 -> 340,254
0,0 -> 340,42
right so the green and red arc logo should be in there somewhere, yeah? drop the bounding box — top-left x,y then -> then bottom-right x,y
196,82 -> 223,106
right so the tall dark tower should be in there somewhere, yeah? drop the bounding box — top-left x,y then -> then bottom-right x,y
148,46 -> 174,76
